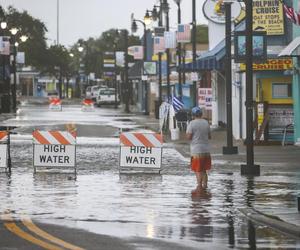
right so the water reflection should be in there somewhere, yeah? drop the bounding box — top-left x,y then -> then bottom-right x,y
189,187 -> 212,241
223,179 -> 235,248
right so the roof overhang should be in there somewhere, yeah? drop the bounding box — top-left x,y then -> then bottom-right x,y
278,37 -> 300,57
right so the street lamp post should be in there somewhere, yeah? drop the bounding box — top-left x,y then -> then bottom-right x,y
131,17 -> 148,114
162,0 -> 171,102
192,0 -> 197,107
10,27 -> 18,112
151,3 -> 163,105
222,2 -> 238,155
174,0 -> 182,98
123,29 -> 130,113
241,0 -> 260,175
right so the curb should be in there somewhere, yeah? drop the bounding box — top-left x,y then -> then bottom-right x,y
239,208 -> 300,239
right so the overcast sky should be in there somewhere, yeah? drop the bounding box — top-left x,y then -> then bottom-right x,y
2,0 -> 207,47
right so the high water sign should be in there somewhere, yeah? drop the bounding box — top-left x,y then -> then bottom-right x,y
32,130 -> 76,170
119,132 -> 163,172
0,132 -> 8,168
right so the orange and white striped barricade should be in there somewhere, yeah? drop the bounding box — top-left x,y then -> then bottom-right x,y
0,131 -> 8,172
32,130 -> 76,174
49,97 -> 62,111
119,132 -> 163,174
81,98 -> 95,112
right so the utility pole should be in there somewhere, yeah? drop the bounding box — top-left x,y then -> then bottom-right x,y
124,30 -> 130,113
222,2 -> 238,155
241,0 -> 260,175
192,0 -> 197,107
175,0 -> 182,97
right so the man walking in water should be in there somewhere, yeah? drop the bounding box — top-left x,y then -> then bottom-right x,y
186,107 -> 211,190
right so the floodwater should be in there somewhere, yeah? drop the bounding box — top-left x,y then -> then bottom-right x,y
0,104 -> 299,249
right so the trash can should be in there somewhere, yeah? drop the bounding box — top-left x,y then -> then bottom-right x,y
170,128 -> 180,140
155,100 -> 160,119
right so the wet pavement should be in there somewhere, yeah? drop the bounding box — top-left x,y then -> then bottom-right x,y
0,100 -> 299,249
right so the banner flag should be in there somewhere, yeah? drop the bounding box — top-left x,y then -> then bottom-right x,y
128,46 -> 144,60
164,31 -> 177,49
177,24 -> 191,43
153,36 -> 165,54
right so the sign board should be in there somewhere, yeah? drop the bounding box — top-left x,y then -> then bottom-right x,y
119,133 -> 163,172
33,130 -> 76,171
143,61 -> 157,75
234,31 -> 267,63
198,88 -> 212,110
203,0 -> 242,24
240,59 -> 293,71
253,0 -> 284,35
0,131 -> 8,169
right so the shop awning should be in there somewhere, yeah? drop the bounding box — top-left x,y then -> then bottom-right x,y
182,39 -> 225,71
278,37 -> 300,57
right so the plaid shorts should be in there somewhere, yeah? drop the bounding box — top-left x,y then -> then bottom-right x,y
190,153 -> 211,172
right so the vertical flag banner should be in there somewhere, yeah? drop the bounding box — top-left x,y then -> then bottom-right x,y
128,46 -> 144,60
153,37 -> 165,54
116,51 -> 125,67
0,36 -> 10,55
164,31 -> 177,49
177,24 -> 191,43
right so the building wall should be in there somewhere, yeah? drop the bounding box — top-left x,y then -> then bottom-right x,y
259,76 -> 293,105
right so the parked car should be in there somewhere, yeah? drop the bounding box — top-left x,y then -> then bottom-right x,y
96,88 -> 119,106
85,85 -> 99,101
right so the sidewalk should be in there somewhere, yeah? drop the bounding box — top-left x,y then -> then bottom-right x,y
132,113 -> 300,238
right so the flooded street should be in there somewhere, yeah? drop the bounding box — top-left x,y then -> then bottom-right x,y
0,104 -> 299,249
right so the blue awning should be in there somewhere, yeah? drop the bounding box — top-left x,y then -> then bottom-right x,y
183,39 -> 225,71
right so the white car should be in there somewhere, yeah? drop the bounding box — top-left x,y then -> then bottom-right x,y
86,85 -> 103,101
96,88 -> 119,106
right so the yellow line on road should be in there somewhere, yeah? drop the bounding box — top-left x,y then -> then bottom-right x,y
21,214 -> 85,250
4,222 -> 64,250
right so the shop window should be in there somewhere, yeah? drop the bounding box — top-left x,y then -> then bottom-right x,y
272,83 -> 292,99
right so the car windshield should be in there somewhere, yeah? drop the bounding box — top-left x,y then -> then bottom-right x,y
92,86 -> 100,91
99,89 -> 115,95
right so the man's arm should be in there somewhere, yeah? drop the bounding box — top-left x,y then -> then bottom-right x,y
186,132 -> 192,140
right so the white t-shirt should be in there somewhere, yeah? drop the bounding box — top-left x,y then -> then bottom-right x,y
186,118 -> 210,154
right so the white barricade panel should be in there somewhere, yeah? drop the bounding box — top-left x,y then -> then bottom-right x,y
0,144 -> 8,168
119,132 -> 163,172
33,144 -> 75,167
120,146 -> 161,169
0,131 -> 8,169
32,130 -> 76,170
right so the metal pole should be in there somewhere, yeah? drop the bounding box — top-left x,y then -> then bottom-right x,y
158,0 -> 163,105
158,53 -> 162,104
124,30 -> 130,113
166,7 -> 171,102
192,0 -> 197,107
177,2 -> 182,97
241,0 -> 260,175
114,47 -> 118,109
144,27 -> 149,115
12,41 -> 17,112
222,2 -> 238,155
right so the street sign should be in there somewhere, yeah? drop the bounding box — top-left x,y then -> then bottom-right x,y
119,132 -> 163,173
33,130 -> 76,173
0,131 -> 8,170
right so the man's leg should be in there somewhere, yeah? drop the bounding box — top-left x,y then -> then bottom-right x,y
201,171 -> 208,188
195,172 -> 202,189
